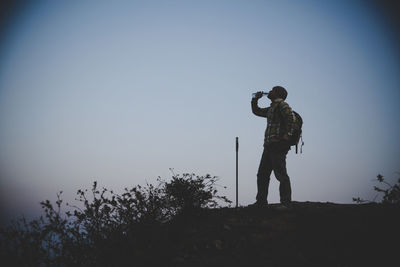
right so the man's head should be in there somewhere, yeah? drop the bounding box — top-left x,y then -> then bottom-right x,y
268,86 -> 288,101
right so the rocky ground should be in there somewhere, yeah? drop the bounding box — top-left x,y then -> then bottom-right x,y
134,202 -> 400,267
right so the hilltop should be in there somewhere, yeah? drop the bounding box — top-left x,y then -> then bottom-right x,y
2,175 -> 399,267
107,201 -> 400,267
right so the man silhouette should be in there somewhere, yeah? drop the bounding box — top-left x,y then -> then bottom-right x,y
251,86 -> 295,206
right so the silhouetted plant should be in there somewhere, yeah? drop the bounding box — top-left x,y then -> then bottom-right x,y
0,191 -> 77,266
353,173 -> 400,204
164,172 -> 232,214
0,172 -> 231,266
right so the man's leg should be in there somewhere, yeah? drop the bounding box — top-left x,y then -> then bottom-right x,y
272,145 -> 292,204
256,147 -> 273,203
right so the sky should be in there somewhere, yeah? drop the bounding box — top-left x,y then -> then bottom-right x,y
0,0 -> 399,225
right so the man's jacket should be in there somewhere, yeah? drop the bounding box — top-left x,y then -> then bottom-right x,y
251,98 -> 296,146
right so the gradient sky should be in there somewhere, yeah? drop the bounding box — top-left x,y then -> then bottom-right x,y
1,0 -> 399,224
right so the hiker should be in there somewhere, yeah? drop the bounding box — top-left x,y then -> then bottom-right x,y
251,86 -> 295,206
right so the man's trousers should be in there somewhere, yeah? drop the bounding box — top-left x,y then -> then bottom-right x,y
256,142 -> 292,204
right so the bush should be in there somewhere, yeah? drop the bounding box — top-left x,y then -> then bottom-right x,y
353,173 -> 400,204
0,172 -> 231,266
165,173 -> 231,213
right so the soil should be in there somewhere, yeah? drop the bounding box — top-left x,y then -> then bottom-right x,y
137,202 -> 400,267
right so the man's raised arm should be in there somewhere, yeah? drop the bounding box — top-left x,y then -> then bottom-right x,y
251,97 -> 269,117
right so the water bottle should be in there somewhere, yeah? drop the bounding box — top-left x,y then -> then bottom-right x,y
252,91 -> 269,99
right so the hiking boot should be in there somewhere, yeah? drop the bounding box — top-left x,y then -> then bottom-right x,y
248,201 -> 268,208
275,201 -> 292,210
275,204 -> 288,210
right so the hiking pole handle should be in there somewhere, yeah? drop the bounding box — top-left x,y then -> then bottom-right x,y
236,137 -> 239,152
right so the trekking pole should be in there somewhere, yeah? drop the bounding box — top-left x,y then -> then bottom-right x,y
236,137 -> 239,208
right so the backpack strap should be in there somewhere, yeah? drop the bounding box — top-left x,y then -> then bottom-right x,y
300,134 -> 304,153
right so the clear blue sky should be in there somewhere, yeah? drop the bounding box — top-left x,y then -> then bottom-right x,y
1,0 -> 399,224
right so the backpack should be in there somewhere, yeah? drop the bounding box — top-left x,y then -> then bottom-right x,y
290,111 -> 304,154
277,102 -> 304,153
